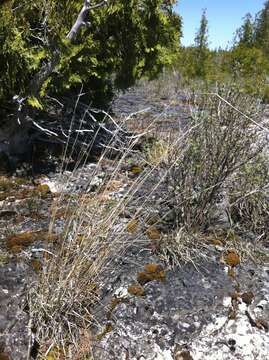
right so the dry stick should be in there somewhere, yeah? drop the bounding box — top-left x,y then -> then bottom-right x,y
31,121 -> 59,137
26,316 -> 33,360
205,92 -> 269,134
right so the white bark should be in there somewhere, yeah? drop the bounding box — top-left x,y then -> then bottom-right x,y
29,0 -> 107,97
67,0 -> 107,42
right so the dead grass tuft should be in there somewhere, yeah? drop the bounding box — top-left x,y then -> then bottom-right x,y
27,109 -> 159,357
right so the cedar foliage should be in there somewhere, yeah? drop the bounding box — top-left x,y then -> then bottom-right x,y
0,0 -> 181,109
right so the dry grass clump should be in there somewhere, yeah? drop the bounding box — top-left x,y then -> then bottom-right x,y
28,198 -> 122,356
158,228 -> 210,268
26,102 -> 177,356
27,112 -> 152,357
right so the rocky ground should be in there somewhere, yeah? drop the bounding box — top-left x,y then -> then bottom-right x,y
0,83 -> 269,359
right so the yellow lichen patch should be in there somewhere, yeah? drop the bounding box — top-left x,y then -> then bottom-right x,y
46,355 -> 54,360
128,284 -> 145,297
145,213 -> 160,226
6,232 -> 36,252
130,164 -> 143,175
30,259 -> 42,272
126,219 -> 139,234
223,250 -> 240,267
146,226 -> 161,240
45,347 -> 64,360
6,231 -> 60,252
137,263 -> 166,285
241,291 -> 254,306
227,267 -> 236,278
144,263 -> 163,274
96,322 -> 113,341
37,184 -> 51,197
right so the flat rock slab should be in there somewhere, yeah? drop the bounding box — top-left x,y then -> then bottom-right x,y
0,260 -> 30,359
92,247 -> 269,360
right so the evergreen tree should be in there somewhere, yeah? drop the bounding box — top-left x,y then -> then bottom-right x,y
0,0 -> 182,110
236,13 -> 254,48
254,0 -> 269,54
195,9 -> 209,50
194,9 -> 210,77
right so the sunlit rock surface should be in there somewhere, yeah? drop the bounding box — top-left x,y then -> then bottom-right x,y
92,248 -> 269,360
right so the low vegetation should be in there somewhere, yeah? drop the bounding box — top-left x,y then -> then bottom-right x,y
23,79 -> 268,357
1,1 -> 269,359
